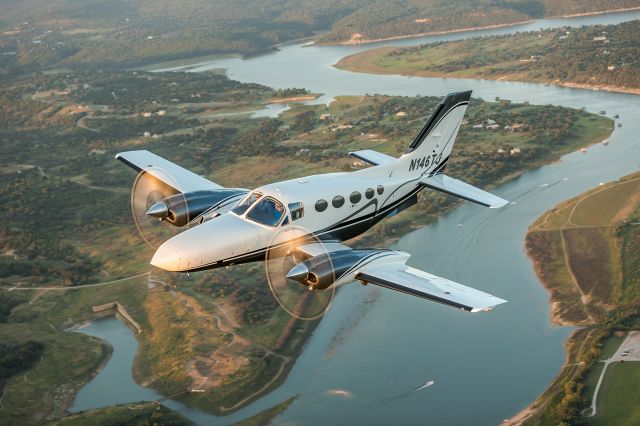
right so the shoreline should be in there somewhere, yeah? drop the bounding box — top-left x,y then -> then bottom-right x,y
554,5 -> 640,19
336,55 -> 640,97
322,6 -> 640,47
268,94 -> 319,104
330,20 -> 533,46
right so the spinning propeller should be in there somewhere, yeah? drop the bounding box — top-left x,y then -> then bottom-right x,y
264,225 -> 335,321
130,170 -> 335,320
130,170 -> 183,249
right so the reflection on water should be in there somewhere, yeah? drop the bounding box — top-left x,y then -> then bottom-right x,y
73,9 -> 640,426
71,318 -> 162,412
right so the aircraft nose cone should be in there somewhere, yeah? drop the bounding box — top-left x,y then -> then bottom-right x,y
286,263 -> 309,282
146,201 -> 168,219
150,243 -> 182,271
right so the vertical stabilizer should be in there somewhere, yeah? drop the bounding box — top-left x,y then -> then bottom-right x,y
397,90 -> 471,176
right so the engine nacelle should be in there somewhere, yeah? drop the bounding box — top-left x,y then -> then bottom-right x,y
146,189 -> 248,227
287,249 -> 395,290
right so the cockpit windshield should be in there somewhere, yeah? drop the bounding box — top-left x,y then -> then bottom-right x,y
231,192 -> 262,216
246,197 -> 285,227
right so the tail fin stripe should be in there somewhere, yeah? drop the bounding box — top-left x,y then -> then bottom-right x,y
406,90 -> 472,154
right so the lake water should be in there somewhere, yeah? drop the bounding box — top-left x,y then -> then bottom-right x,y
73,10 -> 640,425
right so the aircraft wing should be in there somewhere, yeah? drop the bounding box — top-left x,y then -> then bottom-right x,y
116,150 -> 223,193
296,241 -> 351,257
349,149 -> 396,166
289,242 -> 506,312
419,174 -> 508,209
357,260 -> 507,312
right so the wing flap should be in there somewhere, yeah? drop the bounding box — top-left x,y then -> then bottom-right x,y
420,174 -> 508,209
349,149 -> 396,166
357,263 -> 506,312
116,150 -> 222,193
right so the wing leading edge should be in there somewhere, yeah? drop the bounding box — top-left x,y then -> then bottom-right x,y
116,150 -> 222,193
288,243 -> 506,312
357,261 -> 507,312
355,252 -> 506,312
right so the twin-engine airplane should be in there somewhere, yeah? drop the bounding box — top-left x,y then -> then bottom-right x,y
117,90 -> 508,313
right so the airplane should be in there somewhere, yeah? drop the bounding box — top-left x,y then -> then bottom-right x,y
117,90 -> 508,313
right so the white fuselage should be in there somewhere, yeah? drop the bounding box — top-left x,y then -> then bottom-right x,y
150,163 -> 425,272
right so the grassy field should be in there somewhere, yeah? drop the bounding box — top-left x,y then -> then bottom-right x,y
48,402 -> 194,426
591,362 -> 640,426
523,171 -> 640,425
526,172 -> 640,325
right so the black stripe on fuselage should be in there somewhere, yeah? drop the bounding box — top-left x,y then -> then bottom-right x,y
185,184 -> 424,272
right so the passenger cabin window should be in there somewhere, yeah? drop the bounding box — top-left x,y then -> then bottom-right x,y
350,191 -> 362,204
247,197 -> 285,227
288,202 -> 304,221
315,199 -> 328,212
232,192 -> 262,215
377,185 -> 384,195
332,195 -> 345,208
365,188 -> 374,199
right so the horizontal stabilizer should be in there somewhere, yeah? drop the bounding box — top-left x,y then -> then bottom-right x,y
116,150 -> 222,193
349,149 -> 396,166
420,174 -> 508,208
357,261 -> 507,312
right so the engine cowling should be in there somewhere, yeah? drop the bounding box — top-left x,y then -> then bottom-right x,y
146,189 -> 248,227
286,249 -> 392,290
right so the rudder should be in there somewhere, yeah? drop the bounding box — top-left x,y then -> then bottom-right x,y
398,90 -> 471,176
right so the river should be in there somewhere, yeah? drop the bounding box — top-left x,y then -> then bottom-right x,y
73,10 -> 640,426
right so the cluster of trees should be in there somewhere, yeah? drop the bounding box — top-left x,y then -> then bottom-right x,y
0,0 -> 368,72
194,267 -> 278,325
319,0 -> 640,43
537,301 -> 640,425
4,0 -> 639,73
319,0 -> 533,43
67,72 -> 271,111
0,293 -> 26,323
0,341 -> 45,394
391,20 -> 640,88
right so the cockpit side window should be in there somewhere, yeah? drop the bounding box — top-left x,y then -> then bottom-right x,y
231,192 -> 262,216
246,197 -> 285,227
288,202 -> 304,221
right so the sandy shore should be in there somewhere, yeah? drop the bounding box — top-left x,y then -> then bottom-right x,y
337,53 -> 640,97
326,6 -> 640,47
269,95 -> 319,104
556,6 -> 640,18
336,20 -> 532,45
559,81 -> 640,96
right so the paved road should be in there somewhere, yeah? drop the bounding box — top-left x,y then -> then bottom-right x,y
586,331 -> 640,417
